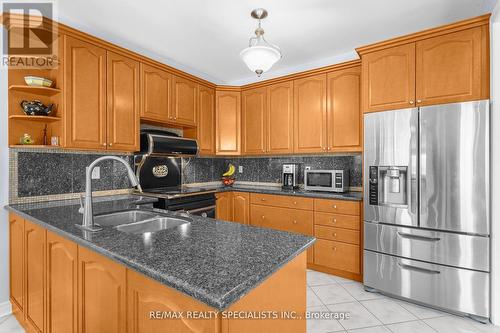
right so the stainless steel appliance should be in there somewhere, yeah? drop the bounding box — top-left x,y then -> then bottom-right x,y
304,169 -> 349,193
282,163 -> 300,189
363,100 -> 490,322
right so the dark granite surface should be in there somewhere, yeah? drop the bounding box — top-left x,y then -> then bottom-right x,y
6,195 -> 314,311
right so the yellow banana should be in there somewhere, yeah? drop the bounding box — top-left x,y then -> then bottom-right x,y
223,164 -> 235,177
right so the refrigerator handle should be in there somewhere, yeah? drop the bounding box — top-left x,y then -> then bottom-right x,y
409,109 -> 418,219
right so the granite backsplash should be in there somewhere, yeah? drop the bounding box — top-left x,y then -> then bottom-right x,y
182,155 -> 362,188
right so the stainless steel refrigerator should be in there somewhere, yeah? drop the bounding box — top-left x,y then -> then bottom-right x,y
363,100 -> 490,322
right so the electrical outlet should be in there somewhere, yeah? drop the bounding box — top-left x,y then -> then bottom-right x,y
91,167 -> 100,180
305,166 -> 311,170
238,165 -> 243,173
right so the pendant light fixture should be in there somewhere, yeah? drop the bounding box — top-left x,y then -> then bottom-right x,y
240,8 -> 282,77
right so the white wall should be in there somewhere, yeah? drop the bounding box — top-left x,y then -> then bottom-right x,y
491,2 -> 500,325
0,25 -> 11,315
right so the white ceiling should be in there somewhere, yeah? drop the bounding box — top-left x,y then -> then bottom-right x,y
56,0 -> 497,85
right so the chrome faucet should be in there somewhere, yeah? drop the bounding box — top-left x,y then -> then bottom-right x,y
79,156 -> 142,232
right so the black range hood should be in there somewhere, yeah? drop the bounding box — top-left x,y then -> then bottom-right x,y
138,129 -> 199,157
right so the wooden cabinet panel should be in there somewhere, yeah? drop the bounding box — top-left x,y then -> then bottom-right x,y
416,27 -> 486,106
314,212 -> 360,230
46,231 -> 77,333
250,205 -> 313,236
314,239 -> 360,274
215,91 -> 241,155
315,225 -> 360,245
293,74 -> 327,153
362,43 -> 416,112
78,246 -> 126,333
267,81 -> 294,154
106,52 -> 140,152
250,193 -> 313,210
172,76 -> 197,126
25,220 -> 46,333
215,192 -> 232,221
327,67 -> 361,151
140,63 -> 171,122
242,88 -> 267,155
127,269 -> 219,333
232,192 -> 250,225
9,213 -> 24,315
197,85 -> 216,155
64,36 -> 106,149
314,198 -> 360,215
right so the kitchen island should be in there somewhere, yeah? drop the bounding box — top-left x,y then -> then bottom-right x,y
6,195 -> 314,333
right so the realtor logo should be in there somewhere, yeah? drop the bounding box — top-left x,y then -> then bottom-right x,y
2,2 -> 58,68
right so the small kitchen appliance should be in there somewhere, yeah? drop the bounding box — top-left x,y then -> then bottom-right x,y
304,169 -> 349,193
282,163 -> 300,189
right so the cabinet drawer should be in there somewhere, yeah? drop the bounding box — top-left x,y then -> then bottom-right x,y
314,239 -> 360,274
314,198 -> 360,215
250,204 -> 313,235
250,193 -> 313,210
315,225 -> 359,245
364,251 -> 489,318
314,212 -> 360,230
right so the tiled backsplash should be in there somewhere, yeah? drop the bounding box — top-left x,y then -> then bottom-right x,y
182,155 -> 362,188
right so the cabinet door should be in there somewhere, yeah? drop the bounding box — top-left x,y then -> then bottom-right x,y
106,52 -> 140,152
216,91 -> 241,155
242,88 -> 267,155
327,67 -> 361,151
25,220 -> 46,333
267,81 -> 294,154
172,76 -> 197,126
9,213 -> 24,315
46,231 -> 77,333
78,247 -> 126,333
215,192 -> 232,221
416,27 -> 486,106
197,85 -> 215,155
232,192 -> 250,224
293,74 -> 327,153
140,63 -> 171,122
64,36 -> 107,149
362,43 -> 416,112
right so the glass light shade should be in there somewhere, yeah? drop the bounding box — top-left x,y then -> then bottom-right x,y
239,45 -> 281,75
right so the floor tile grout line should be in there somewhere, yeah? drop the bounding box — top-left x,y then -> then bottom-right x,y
357,298 -> 419,326
418,319 -> 440,333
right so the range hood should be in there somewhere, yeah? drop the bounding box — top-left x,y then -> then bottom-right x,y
138,129 -> 199,157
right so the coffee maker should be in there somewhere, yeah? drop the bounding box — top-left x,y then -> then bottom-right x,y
282,164 -> 300,189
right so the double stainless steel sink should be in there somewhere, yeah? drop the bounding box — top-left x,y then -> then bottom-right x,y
93,209 -> 191,234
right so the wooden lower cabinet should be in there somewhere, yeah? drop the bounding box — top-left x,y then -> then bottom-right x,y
313,239 -> 360,274
231,192 -> 250,224
215,192 -> 232,221
9,214 -> 24,319
46,231 -> 78,333
78,246 -> 127,333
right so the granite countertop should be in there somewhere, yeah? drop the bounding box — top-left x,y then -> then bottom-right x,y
6,195 -> 314,311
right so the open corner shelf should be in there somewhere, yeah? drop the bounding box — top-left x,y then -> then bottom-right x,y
9,85 -> 61,96
9,115 -> 61,122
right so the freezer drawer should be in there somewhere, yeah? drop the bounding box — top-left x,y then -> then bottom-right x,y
364,251 -> 489,319
364,222 -> 489,271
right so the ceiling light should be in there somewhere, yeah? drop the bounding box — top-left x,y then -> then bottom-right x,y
240,8 -> 282,77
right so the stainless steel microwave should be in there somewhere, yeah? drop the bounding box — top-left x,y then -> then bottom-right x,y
304,170 -> 349,193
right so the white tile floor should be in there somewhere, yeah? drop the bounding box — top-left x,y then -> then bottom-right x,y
0,270 -> 499,333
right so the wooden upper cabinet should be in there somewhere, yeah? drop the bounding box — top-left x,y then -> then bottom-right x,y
78,246 -> 126,333
197,85 -> 216,155
267,81 -> 294,154
46,231 -> 78,333
106,52 -> 140,152
327,66 -> 361,151
216,90 -> 241,155
416,27 -> 487,106
25,220 -> 46,333
140,63 -> 172,122
172,76 -> 197,126
9,214 -> 24,315
64,36 -> 107,149
242,88 -> 267,155
293,74 -> 327,153
232,192 -> 250,224
362,43 -> 416,113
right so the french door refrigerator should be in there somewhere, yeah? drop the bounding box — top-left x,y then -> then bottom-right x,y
363,100 -> 490,322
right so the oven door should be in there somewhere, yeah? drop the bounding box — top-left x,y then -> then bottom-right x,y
186,205 -> 216,218
305,170 -> 334,192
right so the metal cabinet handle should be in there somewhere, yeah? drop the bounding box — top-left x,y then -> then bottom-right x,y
333,233 -> 337,237
397,232 -> 440,242
261,215 -> 265,219
332,219 -> 337,223
109,143 -> 113,147
327,147 -> 331,151
398,262 -> 440,274
261,198 -> 266,201
293,220 -> 297,224
333,205 -> 337,209
332,247 -> 337,251
293,201 -> 297,205
417,99 -> 422,103
102,143 -> 107,147
409,100 -> 414,105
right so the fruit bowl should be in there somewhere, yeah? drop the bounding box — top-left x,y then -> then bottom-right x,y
222,177 -> 235,186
